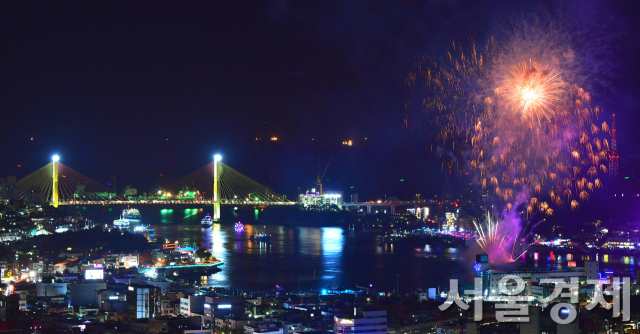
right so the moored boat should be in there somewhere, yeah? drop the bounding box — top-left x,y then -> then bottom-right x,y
250,230 -> 271,241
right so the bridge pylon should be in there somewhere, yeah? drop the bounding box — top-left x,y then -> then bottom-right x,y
213,155 -> 222,220
52,155 -> 60,208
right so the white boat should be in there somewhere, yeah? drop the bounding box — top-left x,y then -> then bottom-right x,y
201,214 -> 213,227
113,217 -> 130,227
122,208 -> 141,220
134,225 -> 154,233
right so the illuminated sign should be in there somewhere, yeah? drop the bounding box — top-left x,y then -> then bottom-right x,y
93,263 -> 103,269
218,304 -> 232,309
204,303 -> 211,309
109,296 -> 119,300
340,319 -> 353,325
84,269 -> 104,280
128,286 -> 134,291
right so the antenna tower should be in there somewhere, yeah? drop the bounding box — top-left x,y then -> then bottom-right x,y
610,114 -> 619,178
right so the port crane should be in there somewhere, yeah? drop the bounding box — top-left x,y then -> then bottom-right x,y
316,158 -> 332,195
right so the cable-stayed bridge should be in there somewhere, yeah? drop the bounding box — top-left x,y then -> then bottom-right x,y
16,155 -> 294,220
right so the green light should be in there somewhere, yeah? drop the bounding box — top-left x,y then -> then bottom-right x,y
625,177 -> 630,179
255,197 -> 259,201
400,179 -> 404,182
350,186 -> 354,189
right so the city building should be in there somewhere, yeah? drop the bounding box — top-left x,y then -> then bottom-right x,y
126,284 -> 161,319
35,281 -> 67,297
203,296 -> 244,325
180,295 -> 205,316
132,318 -> 168,333
70,282 -> 107,307
334,308 -> 387,334
0,177 -> 19,202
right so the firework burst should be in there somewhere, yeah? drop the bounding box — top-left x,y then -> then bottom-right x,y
500,61 -> 564,124
473,212 -> 530,263
406,17 -> 611,262
406,38 -> 609,216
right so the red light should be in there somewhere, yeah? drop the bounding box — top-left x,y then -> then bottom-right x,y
62,175 -> 66,178
160,174 -> 163,177
16,165 -> 21,167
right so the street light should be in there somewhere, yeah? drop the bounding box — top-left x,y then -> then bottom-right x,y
214,154 -> 222,161
52,155 -> 60,162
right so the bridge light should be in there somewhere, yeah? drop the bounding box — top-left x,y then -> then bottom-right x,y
52,155 -> 60,162
214,154 -> 222,161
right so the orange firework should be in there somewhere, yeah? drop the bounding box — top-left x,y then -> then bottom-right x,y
407,39 -> 610,217
501,61 -> 564,124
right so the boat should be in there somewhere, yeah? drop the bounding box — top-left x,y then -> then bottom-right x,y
234,222 -> 244,231
250,231 -> 272,241
122,208 -> 141,220
201,214 -> 213,227
134,225 -> 154,233
113,217 -> 130,228
381,235 -> 395,244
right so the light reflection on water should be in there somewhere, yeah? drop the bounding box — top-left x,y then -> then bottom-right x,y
321,228 -> 343,280
72,205 -> 639,291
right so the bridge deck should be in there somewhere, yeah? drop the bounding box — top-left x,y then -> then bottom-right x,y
58,200 -> 296,205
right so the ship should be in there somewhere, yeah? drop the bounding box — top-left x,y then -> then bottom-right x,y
201,214 -> 213,227
250,231 -> 272,241
113,217 -> 130,228
122,208 -> 141,220
234,222 -> 244,231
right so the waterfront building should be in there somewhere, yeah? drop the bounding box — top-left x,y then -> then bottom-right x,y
486,261 -> 599,297
334,308 -> 387,334
299,192 -> 342,209
602,235 -> 639,249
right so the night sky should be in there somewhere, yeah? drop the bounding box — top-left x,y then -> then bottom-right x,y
2,1 -> 640,202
